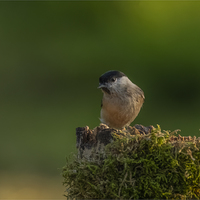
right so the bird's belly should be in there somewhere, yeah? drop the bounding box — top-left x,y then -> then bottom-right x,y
100,101 -> 136,129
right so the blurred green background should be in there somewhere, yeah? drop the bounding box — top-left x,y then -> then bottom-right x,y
1,1 -> 200,198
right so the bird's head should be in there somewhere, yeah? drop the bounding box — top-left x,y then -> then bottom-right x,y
98,70 -> 128,96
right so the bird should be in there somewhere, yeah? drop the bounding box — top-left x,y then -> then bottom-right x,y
98,70 -> 145,129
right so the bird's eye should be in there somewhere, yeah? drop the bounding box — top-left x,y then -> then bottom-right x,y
111,78 -> 116,82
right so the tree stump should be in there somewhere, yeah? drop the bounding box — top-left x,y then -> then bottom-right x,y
63,124 -> 200,199
76,124 -> 153,158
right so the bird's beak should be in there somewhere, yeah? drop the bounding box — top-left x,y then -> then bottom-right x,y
98,83 -> 106,89
98,83 -> 111,94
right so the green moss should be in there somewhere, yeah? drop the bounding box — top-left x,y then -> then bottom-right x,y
62,125 -> 200,199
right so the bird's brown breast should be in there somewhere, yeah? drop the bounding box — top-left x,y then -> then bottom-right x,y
100,96 -> 143,129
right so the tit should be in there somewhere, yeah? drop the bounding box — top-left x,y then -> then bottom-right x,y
98,70 -> 145,129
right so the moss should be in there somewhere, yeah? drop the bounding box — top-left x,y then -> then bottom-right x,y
62,125 -> 200,199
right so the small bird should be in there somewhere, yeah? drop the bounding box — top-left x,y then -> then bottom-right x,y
98,70 -> 145,129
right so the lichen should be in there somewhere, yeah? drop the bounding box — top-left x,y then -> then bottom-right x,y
62,125 -> 200,199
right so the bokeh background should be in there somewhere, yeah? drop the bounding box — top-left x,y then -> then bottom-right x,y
1,1 -> 200,198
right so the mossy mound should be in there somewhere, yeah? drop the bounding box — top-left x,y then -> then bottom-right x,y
62,125 -> 200,199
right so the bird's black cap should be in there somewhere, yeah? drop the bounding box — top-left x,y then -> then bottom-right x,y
99,70 -> 126,84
